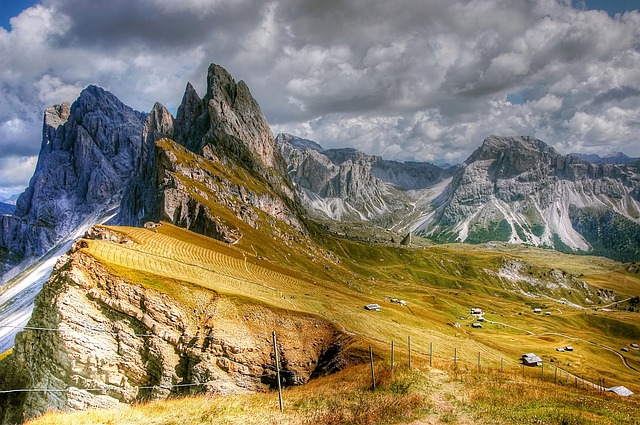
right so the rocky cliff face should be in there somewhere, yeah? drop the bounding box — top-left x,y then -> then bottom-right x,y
417,135 -> 640,261
174,64 -> 285,180
117,102 -> 174,226
120,64 -> 304,242
1,227 -> 349,423
276,133 -> 448,223
0,87 -> 146,277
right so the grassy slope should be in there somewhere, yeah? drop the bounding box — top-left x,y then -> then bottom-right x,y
24,218 -> 640,425
20,138 -> 640,423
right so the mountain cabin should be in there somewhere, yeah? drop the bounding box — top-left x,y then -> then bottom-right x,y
521,353 -> 543,366
364,303 -> 381,311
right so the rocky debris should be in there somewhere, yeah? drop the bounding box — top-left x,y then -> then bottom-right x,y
3,244 -> 353,422
0,86 -> 146,277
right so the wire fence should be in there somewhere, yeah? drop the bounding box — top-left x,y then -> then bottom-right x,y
0,324 -> 624,402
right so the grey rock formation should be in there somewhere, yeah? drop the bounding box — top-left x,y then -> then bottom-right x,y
417,135 -> 640,261
174,64 -> 283,177
0,87 -> 146,277
122,64 -> 306,241
276,133 -> 449,223
117,102 -> 174,226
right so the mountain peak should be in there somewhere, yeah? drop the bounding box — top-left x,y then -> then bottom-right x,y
480,135 -> 550,152
467,135 -> 558,168
275,133 -> 325,152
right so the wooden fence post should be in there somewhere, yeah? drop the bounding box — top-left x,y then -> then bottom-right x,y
369,345 -> 376,390
391,340 -> 395,372
272,331 -> 284,413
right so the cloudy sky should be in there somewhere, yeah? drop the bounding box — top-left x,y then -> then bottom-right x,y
1,0 -> 639,199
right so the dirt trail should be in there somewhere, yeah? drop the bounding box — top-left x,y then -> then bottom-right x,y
405,368 -> 474,425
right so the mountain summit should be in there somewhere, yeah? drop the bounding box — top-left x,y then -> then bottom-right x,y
415,135 -> 640,260
0,86 -> 146,277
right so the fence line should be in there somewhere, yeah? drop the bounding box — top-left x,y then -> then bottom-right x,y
0,324 -> 226,340
0,375 -> 278,394
0,327 -> 616,400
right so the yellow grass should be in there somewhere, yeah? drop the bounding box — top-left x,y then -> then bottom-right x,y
16,212 -> 640,425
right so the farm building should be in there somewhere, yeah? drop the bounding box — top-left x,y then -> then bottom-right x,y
521,353 -> 542,366
545,312 -> 552,316
364,303 -> 381,311
565,346 -> 573,351
471,323 -> 483,328
631,343 -> 639,349
533,308 -> 542,313
471,307 -> 482,315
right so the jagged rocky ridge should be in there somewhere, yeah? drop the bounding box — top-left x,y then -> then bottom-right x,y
119,65 -> 304,243
0,64 -> 325,422
0,87 -> 146,278
416,136 -> 640,261
279,134 -> 640,261
276,133 -> 450,223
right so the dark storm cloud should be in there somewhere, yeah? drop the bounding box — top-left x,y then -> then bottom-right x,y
1,0 -> 640,196
48,0 -> 262,50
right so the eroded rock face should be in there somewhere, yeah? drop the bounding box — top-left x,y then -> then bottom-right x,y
419,135 -> 640,261
119,64 -> 304,243
276,133 -> 448,222
0,87 -> 146,277
175,64 -> 282,178
6,231 -> 350,422
156,139 -> 304,244
118,102 -> 174,227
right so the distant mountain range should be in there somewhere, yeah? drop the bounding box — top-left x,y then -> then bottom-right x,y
278,134 -> 640,262
1,69 -> 639,280
569,152 -> 640,165
0,203 -> 14,215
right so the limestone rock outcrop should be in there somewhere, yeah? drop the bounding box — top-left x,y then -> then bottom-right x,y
417,135 -> 640,261
117,102 -> 174,226
2,230 -> 349,422
120,64 -> 305,242
175,64 -> 283,178
276,133 -> 448,222
0,87 -> 146,277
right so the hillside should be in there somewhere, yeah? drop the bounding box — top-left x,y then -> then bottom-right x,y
3,220 -> 640,423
